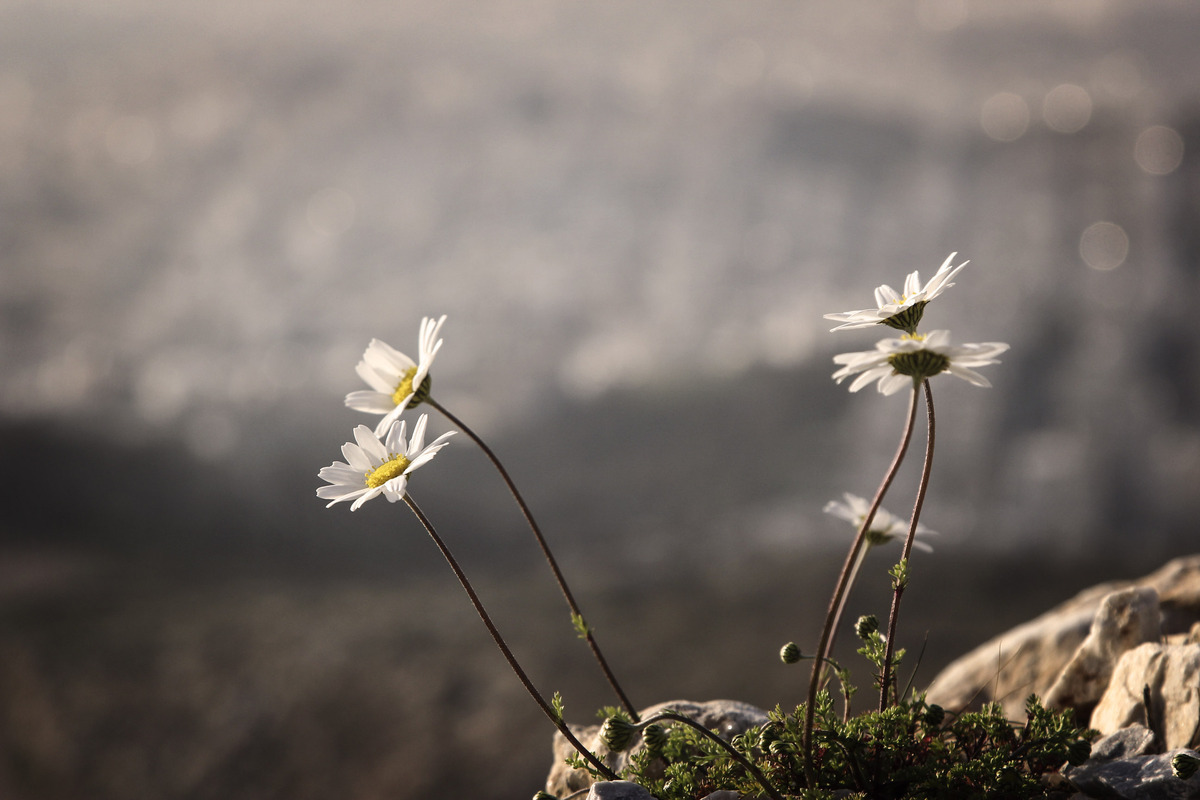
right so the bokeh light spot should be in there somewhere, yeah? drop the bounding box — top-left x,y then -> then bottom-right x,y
1079,221 -> 1129,271
980,92 -> 1029,142
1094,51 -> 1144,102
1042,83 -> 1092,133
1134,125 -> 1184,175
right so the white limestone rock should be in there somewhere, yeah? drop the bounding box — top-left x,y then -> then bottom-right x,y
1091,642 -> 1200,751
925,556 -> 1200,720
1044,587 -> 1162,717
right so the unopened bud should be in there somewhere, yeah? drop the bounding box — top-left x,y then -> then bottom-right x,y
769,738 -> 793,755
855,614 -> 879,640
924,704 -> 945,728
642,722 -> 667,752
1172,752 -> 1200,779
780,642 -> 802,664
600,716 -> 638,753
1066,738 -> 1091,767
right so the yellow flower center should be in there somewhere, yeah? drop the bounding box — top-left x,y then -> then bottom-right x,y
391,367 -> 419,406
365,454 -> 412,488
390,366 -> 432,407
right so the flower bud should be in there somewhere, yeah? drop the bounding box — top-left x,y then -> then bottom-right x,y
642,722 -> 667,752
759,723 -> 779,746
1066,738 -> 1092,767
769,738 -> 794,755
779,642 -> 802,664
855,614 -> 879,640
1172,752 -> 1200,779
923,704 -> 945,728
600,716 -> 638,753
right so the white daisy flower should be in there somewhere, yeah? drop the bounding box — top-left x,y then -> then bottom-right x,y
832,330 -> 1008,395
824,253 -> 968,333
345,315 -> 446,437
317,415 -> 454,511
824,492 -> 936,552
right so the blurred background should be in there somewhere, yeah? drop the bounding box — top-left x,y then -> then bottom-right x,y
1,0 -> 1198,797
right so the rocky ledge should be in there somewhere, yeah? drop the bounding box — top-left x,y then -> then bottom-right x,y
546,555 -> 1200,800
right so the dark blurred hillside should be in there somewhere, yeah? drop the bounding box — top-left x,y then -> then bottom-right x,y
3,1 -> 1200,798
0,539 -> 1175,800
0,358 -> 856,574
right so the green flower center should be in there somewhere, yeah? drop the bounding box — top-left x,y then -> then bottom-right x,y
391,367 -> 432,407
879,300 -> 927,334
865,528 -> 893,546
365,454 -> 412,488
887,346 -> 950,379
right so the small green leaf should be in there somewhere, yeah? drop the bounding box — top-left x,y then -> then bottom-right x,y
550,691 -> 565,723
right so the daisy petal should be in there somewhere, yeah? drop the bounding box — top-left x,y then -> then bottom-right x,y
825,255 -> 968,332
945,364 -> 993,387
830,330 -> 1007,395
345,318 -> 448,428
318,413 -> 453,512
345,391 -> 396,414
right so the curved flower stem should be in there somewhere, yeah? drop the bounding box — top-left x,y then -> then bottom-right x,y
425,397 -> 639,721
825,543 -> 871,684
802,382 -> 920,785
402,494 -> 618,781
879,379 -> 936,712
812,544 -> 870,722
641,711 -> 785,800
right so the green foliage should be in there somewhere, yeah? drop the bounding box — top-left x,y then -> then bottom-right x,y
596,704 -> 632,723
609,693 -> 1092,800
853,613 -> 904,689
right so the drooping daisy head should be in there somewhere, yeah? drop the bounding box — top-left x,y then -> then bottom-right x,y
824,253 -> 968,334
832,330 -> 1009,395
345,315 -> 446,437
317,415 -> 454,511
823,492 -> 936,552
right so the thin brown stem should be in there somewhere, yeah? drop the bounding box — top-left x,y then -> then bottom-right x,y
802,382 -> 920,785
879,379 -> 936,711
641,711 -> 786,800
825,541 -> 871,691
403,494 -> 617,781
426,397 -> 638,720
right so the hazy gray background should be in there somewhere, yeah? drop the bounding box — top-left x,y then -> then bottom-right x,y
2,1 -> 1199,798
